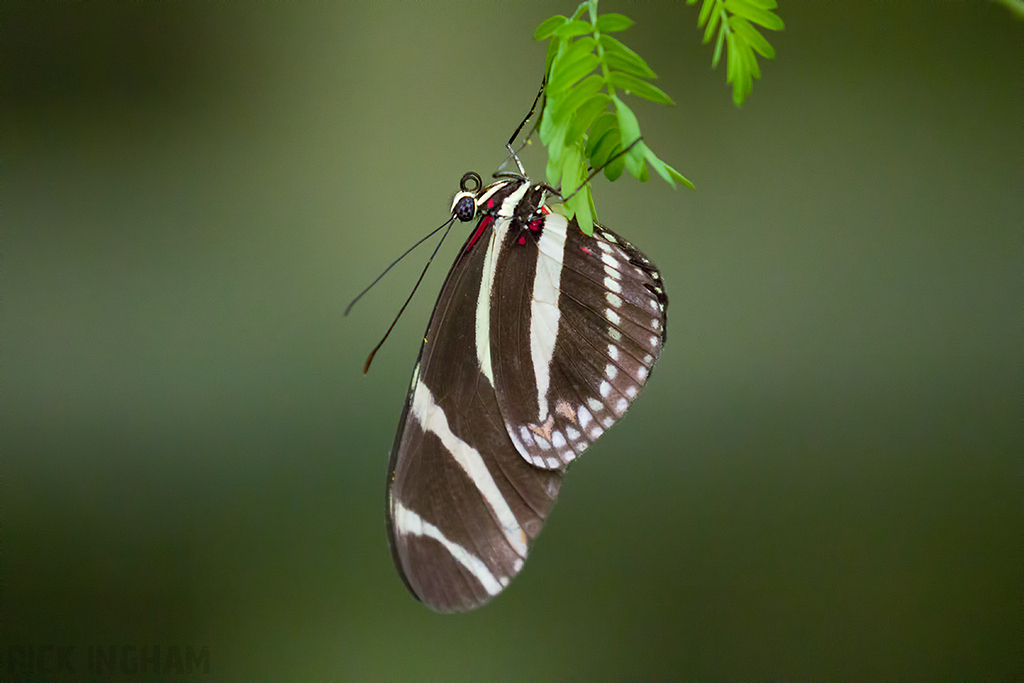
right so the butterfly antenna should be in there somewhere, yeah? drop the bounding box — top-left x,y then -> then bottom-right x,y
345,219 -> 453,316
500,76 -> 546,177
562,137 -> 644,204
362,217 -> 458,374
506,75 -> 546,149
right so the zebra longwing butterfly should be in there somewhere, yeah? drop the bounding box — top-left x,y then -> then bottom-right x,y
383,160 -> 667,613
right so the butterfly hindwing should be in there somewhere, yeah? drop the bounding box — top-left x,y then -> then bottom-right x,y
491,212 -> 668,470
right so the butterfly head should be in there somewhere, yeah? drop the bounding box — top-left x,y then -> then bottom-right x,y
450,172 -> 484,223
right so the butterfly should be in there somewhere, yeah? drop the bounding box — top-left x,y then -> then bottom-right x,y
379,159 -> 668,611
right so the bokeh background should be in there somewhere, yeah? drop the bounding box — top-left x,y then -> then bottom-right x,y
3,1 -> 1020,679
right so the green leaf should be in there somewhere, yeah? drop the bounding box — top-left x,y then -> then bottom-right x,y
595,13 -> 633,33
725,30 -> 737,83
548,52 -> 600,95
564,93 -> 610,147
666,163 -> 695,189
732,47 -> 753,104
603,51 -> 657,79
703,3 -> 723,42
613,97 -> 645,178
561,144 -> 583,195
724,0 -> 784,30
622,150 -> 647,182
553,19 -> 595,39
746,42 -> 761,79
585,112 -> 618,157
598,35 -> 658,78
545,113 -> 571,172
728,15 -> 774,58
546,155 -> 561,190
552,73 -> 605,124
603,152 -> 626,182
734,79 -> 749,105
567,182 -> 595,234
596,34 -> 633,59
561,143 -> 593,234
732,37 -> 759,81
546,135 -> 567,186
698,0 -> 718,27
712,19 -> 727,67
641,145 -> 689,189
640,143 -> 674,187
552,35 -> 597,68
544,35 -> 564,77
548,36 -> 597,89
538,91 -> 555,143
608,71 -> 674,105
598,35 -> 657,76
742,0 -> 777,9
571,193 -> 593,235
547,132 -> 565,170
534,15 -> 568,40
588,125 -> 621,171
569,35 -> 598,62
613,96 -> 640,144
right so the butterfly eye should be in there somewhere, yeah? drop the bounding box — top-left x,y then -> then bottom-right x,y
453,195 -> 477,222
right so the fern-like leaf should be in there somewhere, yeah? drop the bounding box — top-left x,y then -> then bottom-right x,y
533,0 -> 691,234
688,0 -> 783,105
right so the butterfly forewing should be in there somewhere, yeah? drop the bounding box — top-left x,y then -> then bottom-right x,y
386,180 -> 564,613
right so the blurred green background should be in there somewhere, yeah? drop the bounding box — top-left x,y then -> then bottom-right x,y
2,1 -> 1020,679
